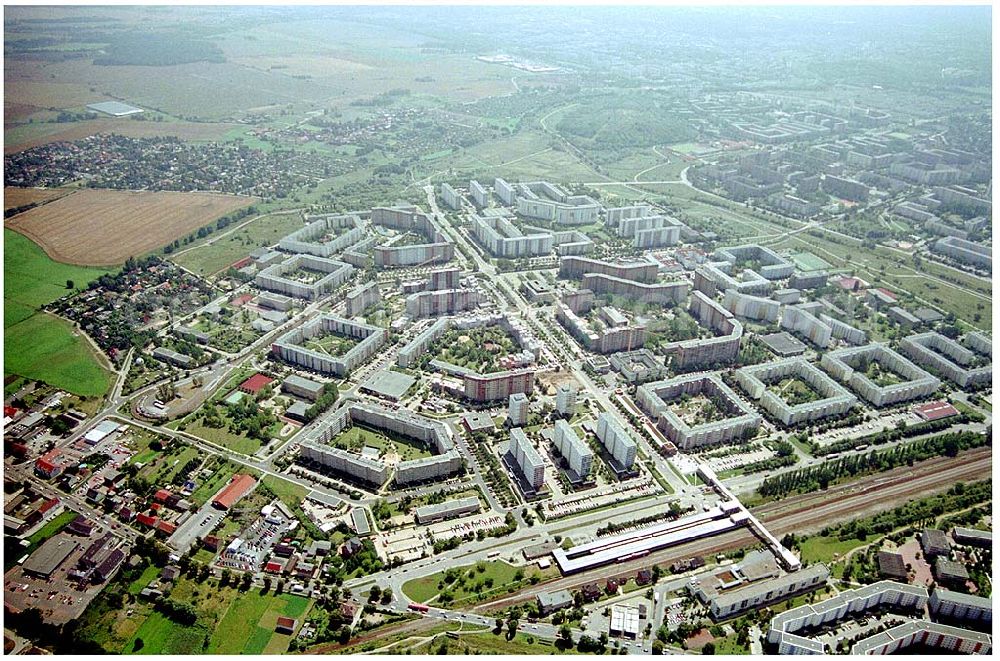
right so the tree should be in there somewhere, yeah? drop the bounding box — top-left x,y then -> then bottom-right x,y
66,279 -> 75,290
506,618 -> 518,639
702,642 -> 716,655
652,640 -> 664,655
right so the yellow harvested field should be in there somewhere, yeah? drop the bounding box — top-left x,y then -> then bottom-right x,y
6,188 -> 256,266
4,186 -> 70,211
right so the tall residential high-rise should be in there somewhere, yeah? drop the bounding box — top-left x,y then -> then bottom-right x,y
556,385 -> 577,417
508,392 -> 529,427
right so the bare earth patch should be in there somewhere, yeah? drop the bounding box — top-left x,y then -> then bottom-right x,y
6,188 -> 256,266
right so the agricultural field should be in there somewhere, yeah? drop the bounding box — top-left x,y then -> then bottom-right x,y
6,188 -> 256,266
4,118 -> 241,154
3,185 -> 71,210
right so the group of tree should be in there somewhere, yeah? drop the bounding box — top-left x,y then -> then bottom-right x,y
760,431 -> 988,498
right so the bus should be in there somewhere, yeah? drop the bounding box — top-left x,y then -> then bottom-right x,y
408,603 -> 429,613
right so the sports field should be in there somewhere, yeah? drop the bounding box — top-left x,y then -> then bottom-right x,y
7,188 -> 256,266
789,251 -> 833,273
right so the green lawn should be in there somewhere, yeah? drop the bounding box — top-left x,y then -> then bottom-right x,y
170,211 -> 305,277
438,631 -> 580,655
126,611 -> 207,655
261,474 -> 308,507
207,591 -> 310,654
333,425 -> 433,461
184,417 -> 265,455
713,634 -> 751,655
798,532 -> 881,564
4,229 -> 113,325
188,459 -> 239,505
4,229 -> 114,397
4,311 -> 112,397
402,561 -> 546,606
26,510 -> 78,546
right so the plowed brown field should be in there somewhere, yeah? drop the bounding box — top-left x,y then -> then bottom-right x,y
3,186 -> 70,211
5,188 -> 255,266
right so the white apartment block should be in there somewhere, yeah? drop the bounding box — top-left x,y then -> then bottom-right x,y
278,213 -> 365,257
821,344 -> 941,407
405,288 -> 482,318
272,314 -> 386,377
510,427 -> 545,489
768,581 -> 930,654
346,281 -> 381,318
494,177 -> 515,205
723,289 -> 780,323
595,412 -> 637,469
735,358 -> 857,426
469,180 -> 489,208
605,204 -> 653,228
440,182 -> 462,210
637,373 -> 761,449
900,332 -> 992,388
508,392 -> 529,427
552,419 -> 593,480
471,214 -> 554,258
556,385 -> 577,416
255,254 -> 354,300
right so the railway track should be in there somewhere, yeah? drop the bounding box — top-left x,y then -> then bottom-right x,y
470,449 -> 991,612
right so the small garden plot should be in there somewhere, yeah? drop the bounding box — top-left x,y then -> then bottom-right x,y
644,307 -> 715,350
188,309 -> 263,353
331,424 -> 434,463
765,376 -> 823,406
862,359 -> 906,387
429,326 -> 521,374
181,396 -> 285,456
302,331 -> 359,357
284,266 -> 328,284
672,392 -> 730,427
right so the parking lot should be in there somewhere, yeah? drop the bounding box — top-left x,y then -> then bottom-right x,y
216,506 -> 292,572
166,504 -> 226,553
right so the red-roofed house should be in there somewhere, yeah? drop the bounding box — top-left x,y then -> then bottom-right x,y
914,401 -> 960,422
238,374 -> 275,396
34,449 -> 65,479
231,293 -> 254,307
265,560 -> 283,574
834,276 -> 868,292
212,474 -> 256,510
137,513 -> 158,528
275,617 -> 298,635
38,497 -> 60,515
155,520 -> 178,536
153,489 -> 173,503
